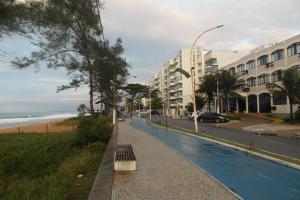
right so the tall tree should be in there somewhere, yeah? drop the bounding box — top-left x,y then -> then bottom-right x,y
149,89 -> 163,111
185,94 -> 207,113
199,74 -> 216,112
94,38 -> 129,114
11,0 -> 107,116
218,70 -> 237,112
123,83 -> 148,114
269,68 -> 300,122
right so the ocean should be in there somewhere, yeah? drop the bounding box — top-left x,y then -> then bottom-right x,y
0,111 -> 77,129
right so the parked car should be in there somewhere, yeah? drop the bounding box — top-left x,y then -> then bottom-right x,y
198,113 -> 229,123
187,111 -> 202,120
138,111 -> 149,117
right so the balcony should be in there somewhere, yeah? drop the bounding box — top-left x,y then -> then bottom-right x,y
242,70 -> 248,75
242,87 -> 250,92
266,82 -> 275,88
236,70 -> 248,77
265,62 -> 274,68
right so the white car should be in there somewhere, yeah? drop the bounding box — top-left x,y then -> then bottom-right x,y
138,112 -> 149,117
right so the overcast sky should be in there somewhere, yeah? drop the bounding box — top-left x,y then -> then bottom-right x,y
0,0 -> 300,114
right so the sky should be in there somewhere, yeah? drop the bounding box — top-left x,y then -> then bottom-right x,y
0,0 -> 300,114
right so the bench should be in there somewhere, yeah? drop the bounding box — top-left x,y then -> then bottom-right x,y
114,144 -> 136,171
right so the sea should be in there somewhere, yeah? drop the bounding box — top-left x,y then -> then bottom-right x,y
0,111 -> 77,129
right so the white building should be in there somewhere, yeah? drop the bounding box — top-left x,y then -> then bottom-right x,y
223,33 -> 300,114
150,48 -> 239,116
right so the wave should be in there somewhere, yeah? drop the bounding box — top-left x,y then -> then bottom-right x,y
0,113 -> 77,128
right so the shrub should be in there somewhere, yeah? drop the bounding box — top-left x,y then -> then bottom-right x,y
295,110 -> 300,122
75,117 -> 112,147
284,117 -> 293,123
228,115 -> 241,120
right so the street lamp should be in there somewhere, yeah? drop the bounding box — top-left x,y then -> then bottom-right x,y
112,73 -> 123,126
148,85 -> 156,125
189,25 -> 223,133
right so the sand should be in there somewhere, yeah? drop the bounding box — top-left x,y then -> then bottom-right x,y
0,120 -> 76,134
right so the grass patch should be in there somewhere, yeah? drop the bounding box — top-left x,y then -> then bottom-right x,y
227,114 -> 241,120
55,117 -> 80,126
0,129 -> 108,199
153,122 -> 300,167
264,113 -> 288,120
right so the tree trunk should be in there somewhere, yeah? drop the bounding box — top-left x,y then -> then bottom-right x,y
131,100 -> 134,117
227,96 -> 230,112
208,97 -> 211,113
290,98 -> 294,123
89,70 -> 95,117
225,95 -> 229,113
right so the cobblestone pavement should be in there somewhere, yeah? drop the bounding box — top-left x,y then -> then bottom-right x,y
111,121 -> 238,200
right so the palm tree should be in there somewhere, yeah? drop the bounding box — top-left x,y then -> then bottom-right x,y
199,74 -> 216,112
185,94 -> 207,113
218,70 -> 237,112
269,68 -> 300,122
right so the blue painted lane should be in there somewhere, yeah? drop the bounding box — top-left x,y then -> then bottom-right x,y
131,119 -> 300,200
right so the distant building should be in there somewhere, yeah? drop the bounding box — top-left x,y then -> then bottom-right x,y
223,34 -> 300,114
149,48 -> 239,116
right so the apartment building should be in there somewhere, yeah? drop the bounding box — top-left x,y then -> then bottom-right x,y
204,50 -> 240,75
223,34 -> 300,114
150,48 -> 239,116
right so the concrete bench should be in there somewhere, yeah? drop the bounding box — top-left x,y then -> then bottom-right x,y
114,144 -> 136,171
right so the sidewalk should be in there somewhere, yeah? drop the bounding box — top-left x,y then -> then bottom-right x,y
111,121 -> 238,200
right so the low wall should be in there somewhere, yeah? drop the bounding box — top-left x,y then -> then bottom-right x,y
89,125 -> 118,200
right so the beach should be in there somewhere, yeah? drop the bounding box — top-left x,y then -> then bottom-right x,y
0,120 -> 76,134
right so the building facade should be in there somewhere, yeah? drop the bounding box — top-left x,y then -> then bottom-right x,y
150,48 -> 239,116
223,34 -> 300,114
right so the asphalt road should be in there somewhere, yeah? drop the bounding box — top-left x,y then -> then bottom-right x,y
152,116 -> 300,160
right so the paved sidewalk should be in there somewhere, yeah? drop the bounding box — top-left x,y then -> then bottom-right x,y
111,121 -> 238,200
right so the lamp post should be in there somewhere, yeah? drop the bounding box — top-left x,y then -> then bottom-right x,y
112,71 -> 123,126
189,25 -> 224,133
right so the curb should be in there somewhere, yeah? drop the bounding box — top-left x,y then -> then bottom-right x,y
89,125 -> 118,200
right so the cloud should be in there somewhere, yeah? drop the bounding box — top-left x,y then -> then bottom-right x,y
34,78 -> 69,84
102,0 -> 300,83
1,0 -> 300,113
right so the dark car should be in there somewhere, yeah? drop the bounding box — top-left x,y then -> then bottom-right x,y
198,113 -> 229,123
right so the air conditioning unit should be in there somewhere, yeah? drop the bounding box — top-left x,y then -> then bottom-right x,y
266,82 -> 274,88
242,87 -> 250,92
265,62 -> 274,67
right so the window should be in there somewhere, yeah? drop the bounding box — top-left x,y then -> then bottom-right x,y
246,60 -> 256,69
273,95 -> 287,105
258,74 -> 270,85
229,67 -> 235,74
287,42 -> 300,56
236,64 -> 245,73
271,49 -> 284,61
247,77 -> 256,87
271,70 -> 283,82
290,65 -> 300,73
257,55 -> 269,66
237,79 -> 246,89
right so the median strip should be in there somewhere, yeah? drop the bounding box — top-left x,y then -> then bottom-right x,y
152,122 -> 300,170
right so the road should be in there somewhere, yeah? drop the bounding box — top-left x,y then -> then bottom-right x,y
152,116 -> 300,160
